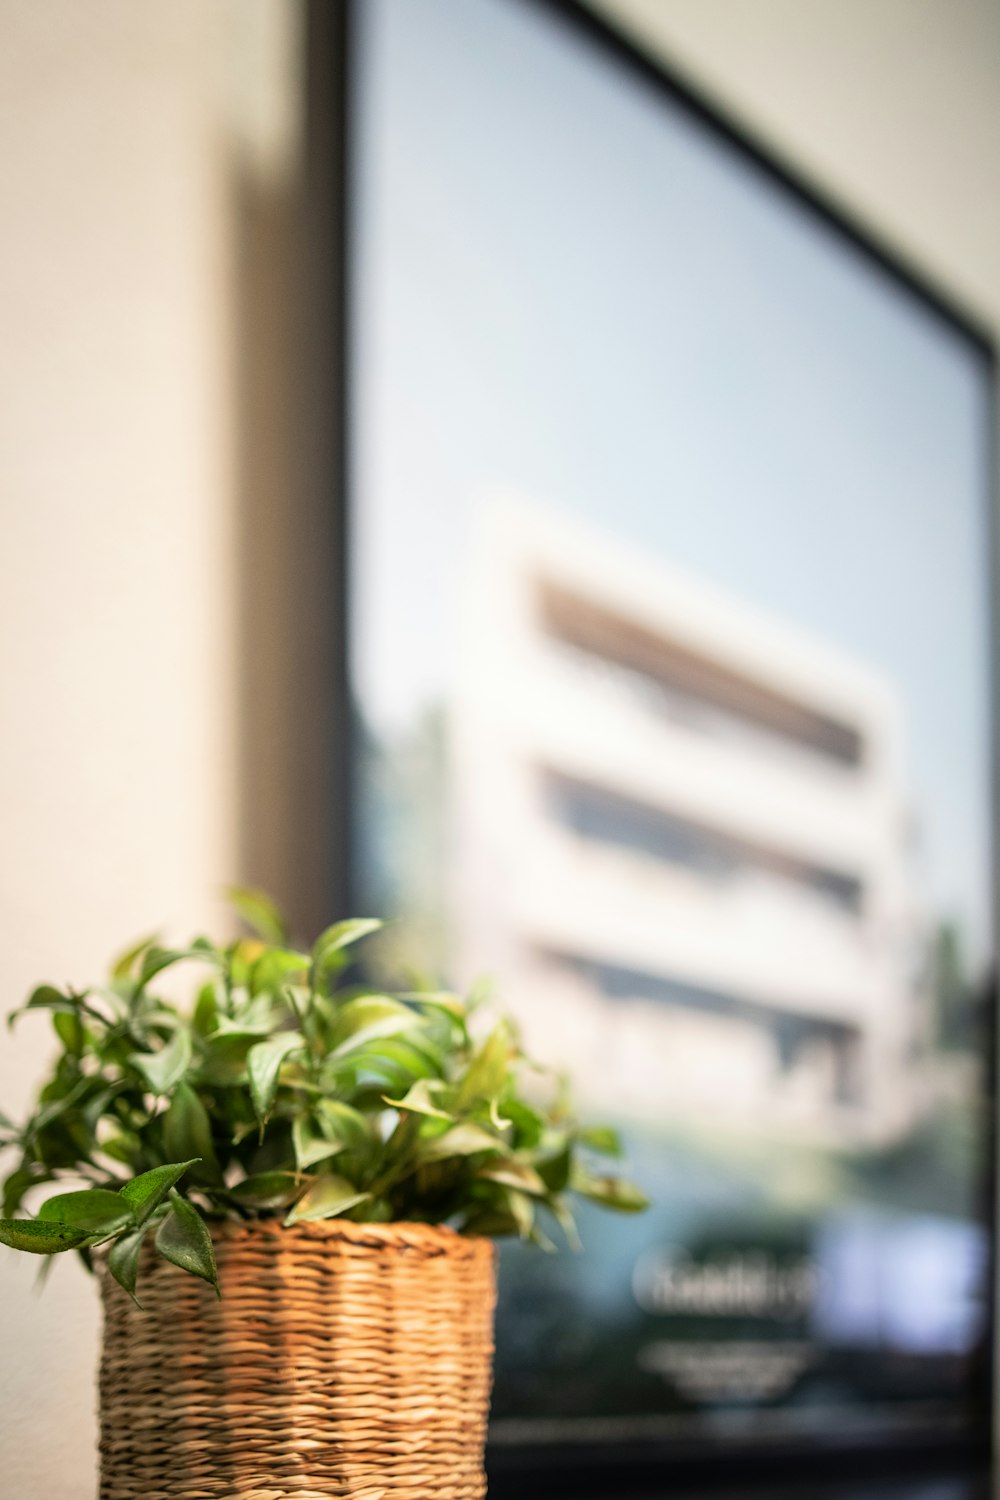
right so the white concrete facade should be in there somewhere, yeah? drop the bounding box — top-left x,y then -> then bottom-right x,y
452,495 -> 919,1144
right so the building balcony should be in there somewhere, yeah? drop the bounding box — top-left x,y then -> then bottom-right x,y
511,823 -> 900,1033
497,645 -> 902,882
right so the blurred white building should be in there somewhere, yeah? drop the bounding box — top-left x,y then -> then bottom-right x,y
451,496 -> 919,1145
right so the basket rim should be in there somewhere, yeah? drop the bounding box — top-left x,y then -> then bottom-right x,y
204,1215 -> 495,1255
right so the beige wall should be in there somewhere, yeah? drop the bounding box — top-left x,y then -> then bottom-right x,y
0,1 -> 996,1494
0,2 -> 298,1494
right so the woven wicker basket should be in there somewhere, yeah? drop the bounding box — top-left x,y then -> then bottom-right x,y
97,1218 -> 497,1500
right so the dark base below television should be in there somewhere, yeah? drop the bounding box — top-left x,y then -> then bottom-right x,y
486,1434 -> 991,1499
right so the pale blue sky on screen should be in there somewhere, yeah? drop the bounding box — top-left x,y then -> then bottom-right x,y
351,0 -> 994,961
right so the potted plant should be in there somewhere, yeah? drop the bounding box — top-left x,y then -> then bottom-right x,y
0,890 -> 646,1499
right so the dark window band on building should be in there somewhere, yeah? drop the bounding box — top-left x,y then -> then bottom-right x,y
541,767 -> 865,914
539,580 -> 866,766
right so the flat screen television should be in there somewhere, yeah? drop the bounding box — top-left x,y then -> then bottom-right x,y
315,0 -> 998,1486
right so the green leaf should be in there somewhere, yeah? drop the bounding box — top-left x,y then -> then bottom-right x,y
328,997 -> 420,1057
107,1221 -> 152,1305
38,1189 -> 134,1237
250,947 -> 309,995
229,1172 -> 303,1210
579,1124 -> 622,1157
217,989 -> 283,1029
343,1038 -> 440,1092
227,886 -> 289,945
569,1169 -> 649,1213
380,1028 -> 444,1070
354,1196 -> 393,1223
383,1079 -> 454,1121
29,1076 -> 91,1137
503,1186 -> 536,1238
191,982 -> 220,1038
456,1024 -> 512,1111
208,1020 -> 277,1044
138,946 -> 215,987
2,1168 -> 49,1218
247,1032 -> 305,1123
28,984 -> 73,1012
53,1010 -> 86,1057
284,1174 -> 370,1225
99,1134 -> 140,1169
211,997 -> 281,1039
398,989 -> 466,1018
418,1123 -> 504,1163
488,1096 -> 512,1132
311,919 -> 382,984
372,1109 -> 421,1184
163,1083 -> 221,1182
314,1100 -> 371,1149
155,1196 -> 220,1295
227,936 -> 266,989
129,1026 -> 192,1096
0,1217 -> 91,1254
198,1034 -> 253,1086
111,932 -> 160,981
398,990 -> 469,1040
528,1221 -> 559,1253
503,1097 -> 545,1150
80,1084 -> 119,1136
477,1157 -> 547,1196
536,1143 -> 572,1193
119,1160 -> 199,1227
292,1116 -> 342,1171
459,1206 -> 522,1239
545,1195 -> 582,1252
8,984 -> 76,1029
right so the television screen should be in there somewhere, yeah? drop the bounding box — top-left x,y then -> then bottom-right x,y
343,0 -> 996,1468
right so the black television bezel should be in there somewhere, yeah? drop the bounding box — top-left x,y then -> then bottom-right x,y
304,0 -> 999,1489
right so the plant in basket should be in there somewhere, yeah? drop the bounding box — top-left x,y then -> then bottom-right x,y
0,888 -> 647,1500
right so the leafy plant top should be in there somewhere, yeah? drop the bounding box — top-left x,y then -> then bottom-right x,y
0,890 -> 647,1302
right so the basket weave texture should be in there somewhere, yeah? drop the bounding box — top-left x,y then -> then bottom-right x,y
97,1218 -> 497,1500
